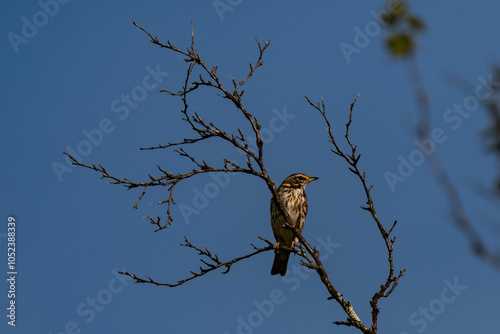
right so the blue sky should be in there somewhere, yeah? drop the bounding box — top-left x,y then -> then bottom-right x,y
2,1 -> 500,333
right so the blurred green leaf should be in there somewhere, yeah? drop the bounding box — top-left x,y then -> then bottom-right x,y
387,34 -> 413,56
408,16 -> 425,30
390,0 -> 406,16
383,13 -> 396,25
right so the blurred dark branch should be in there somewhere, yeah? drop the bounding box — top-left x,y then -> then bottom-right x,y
408,56 -> 431,138
481,68 -> 500,195
384,0 -> 500,271
407,59 -> 500,271
306,95 -> 404,333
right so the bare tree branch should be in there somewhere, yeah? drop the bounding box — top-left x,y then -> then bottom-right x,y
66,21 -> 403,333
63,152 -> 251,231
306,95 -> 405,333
118,236 -> 274,287
118,236 -> 313,287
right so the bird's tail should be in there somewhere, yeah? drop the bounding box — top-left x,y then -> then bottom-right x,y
271,250 -> 290,276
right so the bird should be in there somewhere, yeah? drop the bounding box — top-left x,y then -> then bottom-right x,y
270,173 -> 318,276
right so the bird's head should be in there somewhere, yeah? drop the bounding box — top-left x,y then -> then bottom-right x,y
280,173 -> 319,189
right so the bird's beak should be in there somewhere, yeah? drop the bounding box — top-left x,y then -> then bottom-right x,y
307,176 -> 319,183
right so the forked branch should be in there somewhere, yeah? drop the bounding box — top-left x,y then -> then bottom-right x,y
306,95 -> 405,332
